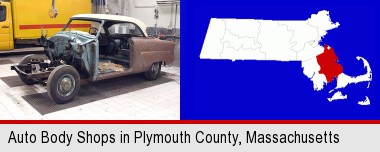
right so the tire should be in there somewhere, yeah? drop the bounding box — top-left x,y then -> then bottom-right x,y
144,62 -> 161,80
18,54 -> 44,85
47,65 -> 80,104
19,54 -> 44,65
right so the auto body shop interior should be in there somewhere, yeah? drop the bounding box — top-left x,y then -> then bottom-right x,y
0,0 -> 180,120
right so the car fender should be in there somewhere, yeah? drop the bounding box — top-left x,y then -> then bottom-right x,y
131,38 -> 175,72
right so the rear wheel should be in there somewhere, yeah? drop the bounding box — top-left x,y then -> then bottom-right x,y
18,54 -> 44,85
47,65 -> 80,104
144,62 -> 161,80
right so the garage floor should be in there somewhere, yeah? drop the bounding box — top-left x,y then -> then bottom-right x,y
0,53 -> 180,120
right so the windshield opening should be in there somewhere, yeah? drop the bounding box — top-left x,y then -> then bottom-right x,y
62,19 -> 98,35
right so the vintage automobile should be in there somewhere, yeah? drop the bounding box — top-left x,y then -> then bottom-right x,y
11,14 -> 175,104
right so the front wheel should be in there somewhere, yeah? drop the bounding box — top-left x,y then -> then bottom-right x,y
47,65 -> 80,104
144,62 -> 161,80
19,54 -> 44,65
18,54 -> 44,85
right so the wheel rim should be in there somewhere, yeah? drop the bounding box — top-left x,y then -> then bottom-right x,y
151,63 -> 159,75
56,74 -> 75,97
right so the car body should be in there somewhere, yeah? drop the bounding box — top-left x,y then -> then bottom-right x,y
11,14 -> 175,103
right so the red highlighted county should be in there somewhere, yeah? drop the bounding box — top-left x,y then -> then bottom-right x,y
316,44 -> 343,83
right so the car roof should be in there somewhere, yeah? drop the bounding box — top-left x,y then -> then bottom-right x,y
71,14 -> 148,37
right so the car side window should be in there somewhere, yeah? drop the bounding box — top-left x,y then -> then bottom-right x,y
90,22 -> 105,34
0,6 -> 6,22
108,23 -> 143,36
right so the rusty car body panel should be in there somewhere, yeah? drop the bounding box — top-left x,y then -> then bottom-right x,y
132,37 -> 175,71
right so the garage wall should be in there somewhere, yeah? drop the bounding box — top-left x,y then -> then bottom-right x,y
107,0 -> 180,30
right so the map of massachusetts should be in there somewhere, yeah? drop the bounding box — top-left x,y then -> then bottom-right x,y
200,10 -> 372,105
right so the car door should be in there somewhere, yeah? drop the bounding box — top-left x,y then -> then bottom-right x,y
0,4 -> 11,50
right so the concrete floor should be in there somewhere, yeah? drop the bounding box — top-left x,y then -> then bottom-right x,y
0,51 -> 180,120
